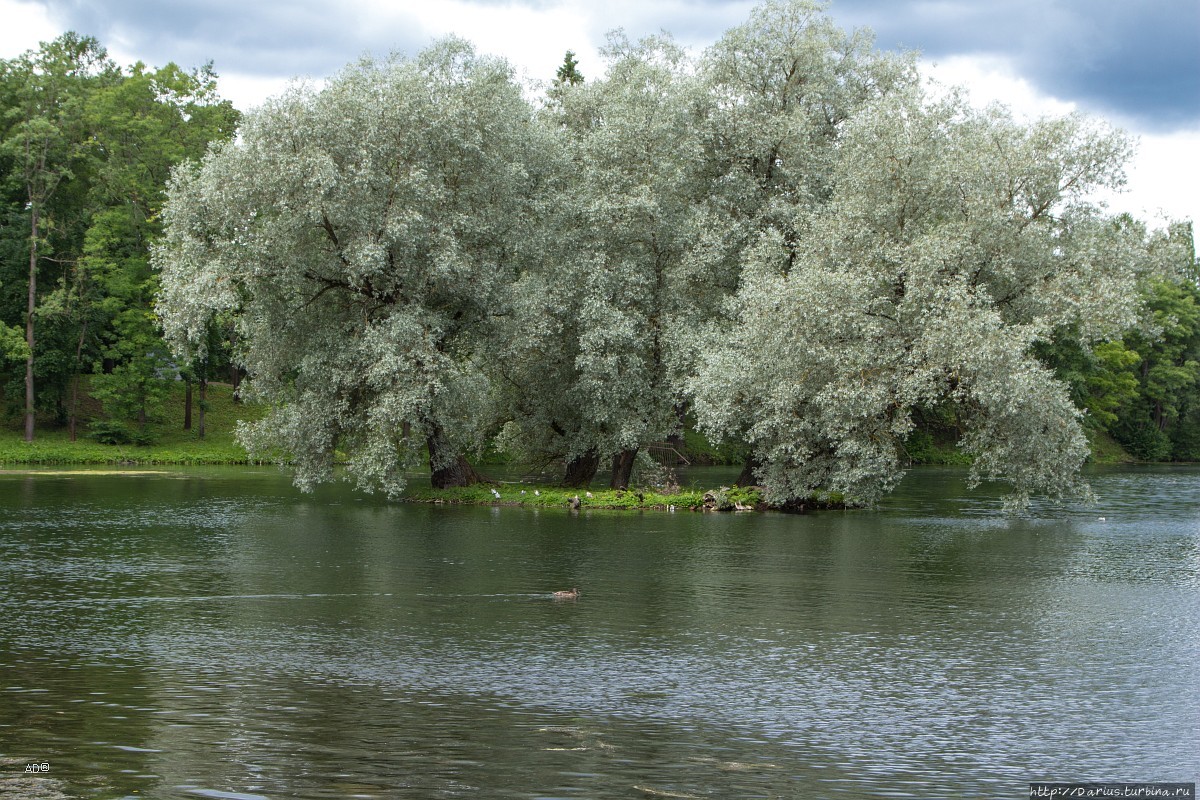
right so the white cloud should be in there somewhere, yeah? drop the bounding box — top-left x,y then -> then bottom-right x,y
1110,130 -> 1200,231
923,53 -> 1078,119
0,0 -> 57,57
211,72 -> 300,114
925,53 -> 1198,233
375,0 -> 600,86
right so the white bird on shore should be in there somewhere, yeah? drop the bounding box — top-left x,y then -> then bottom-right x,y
491,488 -> 501,499
585,491 -> 593,498
534,489 -> 540,496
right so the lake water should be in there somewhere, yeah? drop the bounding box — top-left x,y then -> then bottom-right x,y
1,465 -> 1197,799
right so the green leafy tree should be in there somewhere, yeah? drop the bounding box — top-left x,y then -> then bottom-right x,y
79,60 -> 238,437
691,0 -> 918,479
555,50 -> 584,87
0,281 -> 27,361
89,305 -> 174,434
1112,279 -> 1200,459
0,33 -> 114,440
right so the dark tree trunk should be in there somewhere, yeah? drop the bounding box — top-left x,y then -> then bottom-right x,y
68,388 -> 77,441
736,451 -> 761,487
562,449 -> 600,488
184,378 -> 193,431
427,423 -> 487,489
68,313 -> 88,442
230,365 -> 243,403
197,378 -> 207,439
609,447 -> 638,490
24,206 -> 38,443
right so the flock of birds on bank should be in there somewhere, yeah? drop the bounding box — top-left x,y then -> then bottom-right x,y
488,487 -> 676,512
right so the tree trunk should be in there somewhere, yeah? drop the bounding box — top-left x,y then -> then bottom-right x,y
736,451 -> 761,487
24,206 -> 38,443
68,313 -> 88,442
665,400 -> 688,453
562,449 -> 600,487
197,378 -> 207,439
68,378 -> 78,442
230,364 -> 242,402
609,447 -> 638,490
427,423 -> 487,489
184,378 -> 193,431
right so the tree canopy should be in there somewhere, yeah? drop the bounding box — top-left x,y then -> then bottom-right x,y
690,91 -> 1168,505
0,34 -> 238,442
155,40 -> 553,494
4,1 -> 1186,508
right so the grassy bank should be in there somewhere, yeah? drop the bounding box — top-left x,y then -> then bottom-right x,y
1086,428 -> 1138,465
404,483 -> 847,512
0,380 -> 261,465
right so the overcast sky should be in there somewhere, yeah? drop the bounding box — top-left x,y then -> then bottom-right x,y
4,0 -> 1198,231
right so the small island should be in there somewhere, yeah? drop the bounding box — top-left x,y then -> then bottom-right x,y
404,483 -> 846,513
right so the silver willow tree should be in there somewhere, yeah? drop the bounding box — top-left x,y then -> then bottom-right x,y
494,33 -> 706,488
154,40 -> 551,494
691,87 -> 1160,507
687,0 -> 917,482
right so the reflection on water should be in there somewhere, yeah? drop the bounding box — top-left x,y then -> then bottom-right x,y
1,465 -> 1198,799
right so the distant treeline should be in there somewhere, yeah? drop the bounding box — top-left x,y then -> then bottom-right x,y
0,33 -> 240,445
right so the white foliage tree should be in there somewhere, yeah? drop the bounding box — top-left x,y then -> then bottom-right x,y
154,39 -> 551,495
692,0 -> 917,296
692,88 -> 1153,506
495,33 -> 706,488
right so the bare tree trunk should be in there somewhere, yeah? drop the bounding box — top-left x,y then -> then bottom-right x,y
197,378 -> 207,439
68,378 -> 78,441
427,423 -> 487,489
68,314 -> 88,442
736,451 -> 761,487
24,206 -> 38,443
562,449 -> 600,487
609,447 -> 638,490
184,378 -> 193,431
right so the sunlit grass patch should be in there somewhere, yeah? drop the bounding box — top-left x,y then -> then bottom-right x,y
404,483 -> 845,512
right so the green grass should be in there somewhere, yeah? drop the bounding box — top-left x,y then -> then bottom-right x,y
0,380 -> 264,465
406,484 -> 708,510
1086,427 -> 1137,464
405,482 -> 847,512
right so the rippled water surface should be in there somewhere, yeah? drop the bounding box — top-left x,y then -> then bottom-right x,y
1,465 -> 1197,799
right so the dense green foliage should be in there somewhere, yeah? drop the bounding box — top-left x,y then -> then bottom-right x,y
4,3 -> 1197,508
0,34 -> 239,442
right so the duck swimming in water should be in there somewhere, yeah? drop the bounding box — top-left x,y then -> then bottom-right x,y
553,588 -> 580,599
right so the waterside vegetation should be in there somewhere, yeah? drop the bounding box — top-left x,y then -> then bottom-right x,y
3,2 -> 1198,510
